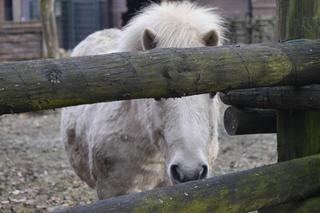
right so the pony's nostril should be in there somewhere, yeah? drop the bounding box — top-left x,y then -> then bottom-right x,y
170,164 -> 183,183
199,165 -> 208,179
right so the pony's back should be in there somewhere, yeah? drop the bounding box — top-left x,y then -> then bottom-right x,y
71,28 -> 121,57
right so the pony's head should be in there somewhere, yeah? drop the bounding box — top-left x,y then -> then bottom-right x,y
152,95 -> 222,184
119,1 -> 225,184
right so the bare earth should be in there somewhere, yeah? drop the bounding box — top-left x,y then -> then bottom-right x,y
0,110 -> 277,213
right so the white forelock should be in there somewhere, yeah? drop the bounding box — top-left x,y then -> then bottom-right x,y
119,1 -> 225,51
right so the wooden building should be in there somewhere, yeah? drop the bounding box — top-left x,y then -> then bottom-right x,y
252,0 -> 276,17
0,21 -> 42,61
196,0 -> 276,17
0,0 -> 42,62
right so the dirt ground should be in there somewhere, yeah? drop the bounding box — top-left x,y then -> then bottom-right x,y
0,110 -> 277,213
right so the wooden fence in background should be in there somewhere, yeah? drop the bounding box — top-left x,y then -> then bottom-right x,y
0,21 -> 42,62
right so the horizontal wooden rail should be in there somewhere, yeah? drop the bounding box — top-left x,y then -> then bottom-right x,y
52,154 -> 320,213
259,196 -> 320,213
221,85 -> 320,109
0,39 -> 320,114
224,106 -> 276,135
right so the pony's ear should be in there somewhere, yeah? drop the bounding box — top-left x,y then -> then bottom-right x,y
142,28 -> 157,50
203,30 -> 219,46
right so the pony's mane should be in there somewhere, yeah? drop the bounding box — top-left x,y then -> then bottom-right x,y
118,1 -> 226,51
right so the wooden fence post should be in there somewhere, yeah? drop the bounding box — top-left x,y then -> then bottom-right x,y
277,0 -> 320,168
259,1 -> 320,212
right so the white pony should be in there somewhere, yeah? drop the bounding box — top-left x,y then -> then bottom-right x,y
61,1 -> 225,199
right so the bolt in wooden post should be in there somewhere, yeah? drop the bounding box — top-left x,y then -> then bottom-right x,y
259,1 -> 320,212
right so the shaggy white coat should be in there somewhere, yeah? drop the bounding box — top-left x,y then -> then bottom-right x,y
61,1 -> 224,199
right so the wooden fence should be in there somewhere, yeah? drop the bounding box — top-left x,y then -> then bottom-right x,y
0,0 -> 319,212
53,154 -> 320,213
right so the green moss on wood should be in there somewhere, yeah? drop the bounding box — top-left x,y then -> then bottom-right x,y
54,154 -> 320,213
0,40 -> 320,114
271,197 -> 320,213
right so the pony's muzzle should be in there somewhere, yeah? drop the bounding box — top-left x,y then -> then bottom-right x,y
170,164 -> 208,184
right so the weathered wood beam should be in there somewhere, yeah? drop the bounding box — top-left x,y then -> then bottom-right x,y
224,106 -> 276,135
268,196 -> 320,213
0,39 -> 320,114
220,85 -> 320,110
52,154 -> 320,213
